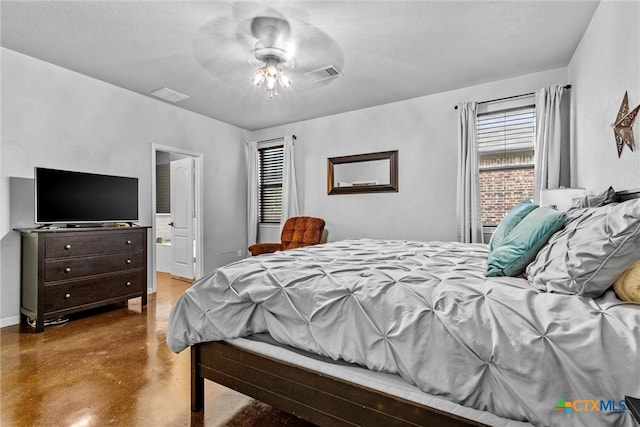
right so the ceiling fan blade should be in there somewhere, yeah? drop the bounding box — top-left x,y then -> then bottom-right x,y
290,24 -> 344,74
192,16 -> 254,83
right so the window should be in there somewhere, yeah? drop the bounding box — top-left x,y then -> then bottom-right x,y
258,144 -> 284,223
477,105 -> 536,226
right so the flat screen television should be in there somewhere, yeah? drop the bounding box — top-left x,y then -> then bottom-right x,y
35,167 -> 139,225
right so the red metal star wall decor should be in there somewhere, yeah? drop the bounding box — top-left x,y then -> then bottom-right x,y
612,91 -> 639,157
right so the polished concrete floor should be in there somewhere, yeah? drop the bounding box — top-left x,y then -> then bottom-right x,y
1,273 -> 254,426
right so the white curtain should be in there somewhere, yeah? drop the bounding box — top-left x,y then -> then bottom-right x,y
245,140 -> 258,253
534,85 -> 566,202
456,101 -> 483,244
280,135 -> 300,233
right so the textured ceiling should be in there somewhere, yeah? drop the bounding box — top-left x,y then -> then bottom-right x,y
1,1 -> 599,131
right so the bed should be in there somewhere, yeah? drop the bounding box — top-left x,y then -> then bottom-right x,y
168,189 -> 640,427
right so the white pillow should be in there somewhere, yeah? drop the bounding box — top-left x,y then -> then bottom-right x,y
526,199 -> 640,298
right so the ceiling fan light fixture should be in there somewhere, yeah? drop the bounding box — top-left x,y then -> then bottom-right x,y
265,80 -> 277,98
279,73 -> 292,88
251,69 -> 266,86
265,60 -> 279,76
249,46 -> 295,97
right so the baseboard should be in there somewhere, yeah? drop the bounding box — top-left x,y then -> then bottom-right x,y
1,315 -> 20,328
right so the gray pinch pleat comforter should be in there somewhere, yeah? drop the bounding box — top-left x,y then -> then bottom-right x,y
167,239 -> 640,427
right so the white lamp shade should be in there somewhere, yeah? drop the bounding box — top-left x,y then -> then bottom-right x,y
539,188 -> 586,211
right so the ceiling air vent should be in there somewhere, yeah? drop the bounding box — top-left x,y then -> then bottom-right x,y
304,65 -> 343,83
150,87 -> 189,103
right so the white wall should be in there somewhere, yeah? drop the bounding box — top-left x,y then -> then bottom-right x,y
251,68 -> 568,243
568,0 -> 640,192
1,48 -> 249,326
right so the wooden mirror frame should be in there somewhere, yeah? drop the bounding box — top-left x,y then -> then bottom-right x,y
327,150 -> 398,195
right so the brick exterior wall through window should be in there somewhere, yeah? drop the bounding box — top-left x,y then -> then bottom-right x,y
479,151 -> 534,225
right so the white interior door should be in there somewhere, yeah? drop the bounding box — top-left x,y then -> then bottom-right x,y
170,157 -> 194,279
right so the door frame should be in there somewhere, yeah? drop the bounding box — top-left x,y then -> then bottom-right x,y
151,144 -> 204,293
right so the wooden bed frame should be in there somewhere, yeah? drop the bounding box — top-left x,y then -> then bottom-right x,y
190,188 -> 640,426
191,341 -> 487,427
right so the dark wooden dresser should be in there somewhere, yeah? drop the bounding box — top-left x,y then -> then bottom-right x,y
17,226 -> 149,332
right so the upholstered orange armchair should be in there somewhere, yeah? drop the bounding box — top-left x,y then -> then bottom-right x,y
248,216 -> 326,256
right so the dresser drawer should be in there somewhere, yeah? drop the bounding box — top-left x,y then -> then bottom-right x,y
44,271 -> 144,313
45,252 -> 144,282
45,231 -> 144,258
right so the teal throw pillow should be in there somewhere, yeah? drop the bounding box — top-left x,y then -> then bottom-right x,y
488,200 -> 538,252
486,206 -> 566,277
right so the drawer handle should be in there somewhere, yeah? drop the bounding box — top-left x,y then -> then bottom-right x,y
126,259 -> 132,264
126,281 -> 132,287
65,244 -> 72,250
126,240 -> 132,245
64,267 -> 72,273
64,293 -> 71,299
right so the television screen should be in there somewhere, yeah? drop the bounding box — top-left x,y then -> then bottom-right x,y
35,167 -> 139,224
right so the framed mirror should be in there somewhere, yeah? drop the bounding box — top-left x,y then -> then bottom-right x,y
328,150 -> 398,195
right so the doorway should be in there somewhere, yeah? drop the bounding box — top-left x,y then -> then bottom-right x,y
151,144 -> 204,293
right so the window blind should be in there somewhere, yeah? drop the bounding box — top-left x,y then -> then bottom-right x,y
478,106 -> 536,158
258,145 -> 284,223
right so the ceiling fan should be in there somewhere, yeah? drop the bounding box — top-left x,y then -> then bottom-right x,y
247,16 -> 296,97
191,6 -> 344,98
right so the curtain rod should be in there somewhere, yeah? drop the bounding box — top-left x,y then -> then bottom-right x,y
259,135 -> 297,143
453,85 -> 571,110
